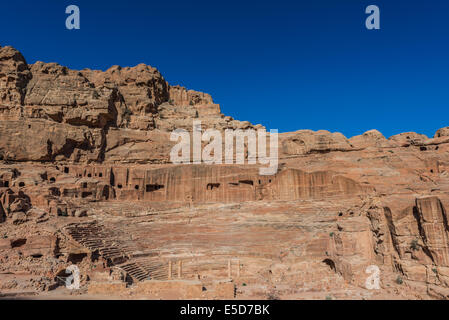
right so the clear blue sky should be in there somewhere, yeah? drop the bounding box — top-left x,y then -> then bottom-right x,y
1,0 -> 448,138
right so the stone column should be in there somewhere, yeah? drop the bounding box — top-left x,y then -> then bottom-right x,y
178,261 -> 182,279
237,260 -> 240,277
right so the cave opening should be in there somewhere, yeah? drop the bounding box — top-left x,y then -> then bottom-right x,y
207,183 -> 220,190
323,258 -> 336,272
81,192 -> 92,198
146,184 -> 164,192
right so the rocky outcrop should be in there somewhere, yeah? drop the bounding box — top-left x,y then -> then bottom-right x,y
414,197 -> 449,267
0,119 -> 104,162
0,46 -> 31,112
0,45 -> 261,163
264,169 -> 373,200
4,45 -> 447,165
168,85 -> 213,106
377,196 -> 449,290
24,62 -> 122,128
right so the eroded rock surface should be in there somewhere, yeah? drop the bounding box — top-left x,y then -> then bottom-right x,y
1,45 -> 449,300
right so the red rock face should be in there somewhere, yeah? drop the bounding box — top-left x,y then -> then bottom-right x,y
1,45 -> 449,299
0,46 -> 31,109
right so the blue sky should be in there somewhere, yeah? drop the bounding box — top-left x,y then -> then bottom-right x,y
1,0 -> 448,138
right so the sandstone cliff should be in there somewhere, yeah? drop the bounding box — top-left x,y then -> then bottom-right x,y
0,45 -> 259,163
1,45 -> 449,300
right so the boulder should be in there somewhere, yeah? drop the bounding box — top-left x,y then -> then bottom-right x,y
20,235 -> 57,257
435,127 -> 449,138
11,211 -> 26,225
349,129 -> 392,149
0,46 -> 31,108
388,132 -> 428,147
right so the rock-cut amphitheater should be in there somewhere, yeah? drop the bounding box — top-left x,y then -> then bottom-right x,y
1,45 -> 449,299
